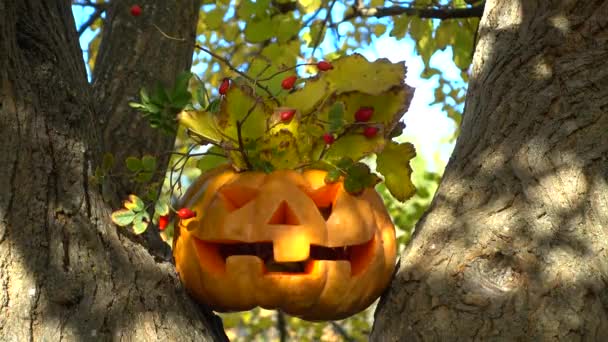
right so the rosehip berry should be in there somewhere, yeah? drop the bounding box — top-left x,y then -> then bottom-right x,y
363,126 -> 379,138
281,75 -> 297,90
219,78 -> 230,95
317,61 -> 333,71
158,215 -> 169,231
177,208 -> 196,219
355,107 -> 374,122
130,4 -> 142,17
280,109 -> 296,122
323,133 -> 335,145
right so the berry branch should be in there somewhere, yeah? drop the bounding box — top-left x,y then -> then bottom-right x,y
195,44 -> 280,105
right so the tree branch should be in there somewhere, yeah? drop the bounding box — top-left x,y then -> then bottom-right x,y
331,322 -> 356,342
334,4 -> 484,27
277,311 -> 287,342
77,6 -> 104,36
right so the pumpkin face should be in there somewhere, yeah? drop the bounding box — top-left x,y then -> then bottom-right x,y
173,167 -> 396,321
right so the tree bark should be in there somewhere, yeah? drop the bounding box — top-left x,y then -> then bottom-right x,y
92,0 -> 200,203
0,1 -> 226,341
373,1 -> 608,340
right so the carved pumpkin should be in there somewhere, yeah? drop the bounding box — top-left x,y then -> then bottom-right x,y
173,167 -> 396,321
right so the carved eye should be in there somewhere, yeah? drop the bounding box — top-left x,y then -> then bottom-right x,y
219,183 -> 259,211
303,183 -> 340,221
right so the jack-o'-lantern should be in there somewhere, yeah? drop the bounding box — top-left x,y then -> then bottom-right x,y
112,54 -> 416,321
173,167 -> 397,321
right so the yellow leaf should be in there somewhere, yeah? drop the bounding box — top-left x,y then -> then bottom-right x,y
326,54 -> 406,95
284,78 -> 330,115
376,142 -> 416,201
317,86 -> 413,134
178,110 -> 223,143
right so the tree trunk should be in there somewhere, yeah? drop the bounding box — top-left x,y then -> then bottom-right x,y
373,1 -> 608,340
0,1 -> 226,341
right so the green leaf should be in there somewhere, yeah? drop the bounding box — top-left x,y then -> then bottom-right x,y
136,172 -> 153,183
323,134 -> 385,164
205,7 -> 226,30
125,157 -> 142,172
390,16 -> 410,39
372,23 -> 387,37
102,153 -> 114,171
111,209 -> 136,227
307,20 -> 325,48
197,146 -> 229,173
140,87 -> 150,103
343,163 -> 378,194
218,84 -> 270,142
376,142 -> 416,201
336,157 -> 354,170
324,168 -> 341,183
328,102 -> 344,133
244,16 -> 274,43
132,212 -> 149,235
273,14 -> 300,43
141,155 -> 157,172
155,200 -> 169,216
124,194 -> 144,211
435,20 -> 456,50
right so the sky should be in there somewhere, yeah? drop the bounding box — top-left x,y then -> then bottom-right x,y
72,5 -> 459,173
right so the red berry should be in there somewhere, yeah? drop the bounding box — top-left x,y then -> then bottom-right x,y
323,133 -> 335,145
281,75 -> 297,90
219,78 -> 230,95
280,109 -> 296,122
317,61 -> 333,71
158,215 -> 169,231
130,4 -> 142,17
177,208 -> 196,219
355,107 -> 374,122
363,126 -> 379,138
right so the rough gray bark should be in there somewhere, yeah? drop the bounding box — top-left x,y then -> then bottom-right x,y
373,1 -> 608,340
0,1 -> 226,341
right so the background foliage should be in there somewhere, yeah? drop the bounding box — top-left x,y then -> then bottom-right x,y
74,0 -> 480,339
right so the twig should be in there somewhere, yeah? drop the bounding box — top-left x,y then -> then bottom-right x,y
332,4 -> 484,28
311,0 -> 339,58
235,101 -> 260,170
195,44 -> 280,105
170,151 -> 227,158
256,63 -> 314,82
153,24 -> 186,41
330,322 -> 356,342
77,6 -> 104,36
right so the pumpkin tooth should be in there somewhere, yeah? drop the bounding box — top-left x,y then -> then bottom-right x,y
273,234 -> 310,262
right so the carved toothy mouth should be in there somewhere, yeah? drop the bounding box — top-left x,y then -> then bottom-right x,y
193,237 -> 376,275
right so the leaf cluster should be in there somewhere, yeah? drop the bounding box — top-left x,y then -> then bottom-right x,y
128,72 -> 193,134
179,54 -> 417,202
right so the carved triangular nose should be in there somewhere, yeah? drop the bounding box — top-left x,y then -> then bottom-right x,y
267,200 -> 300,225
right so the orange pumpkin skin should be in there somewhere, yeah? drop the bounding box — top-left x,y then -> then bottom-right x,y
173,168 -> 396,321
